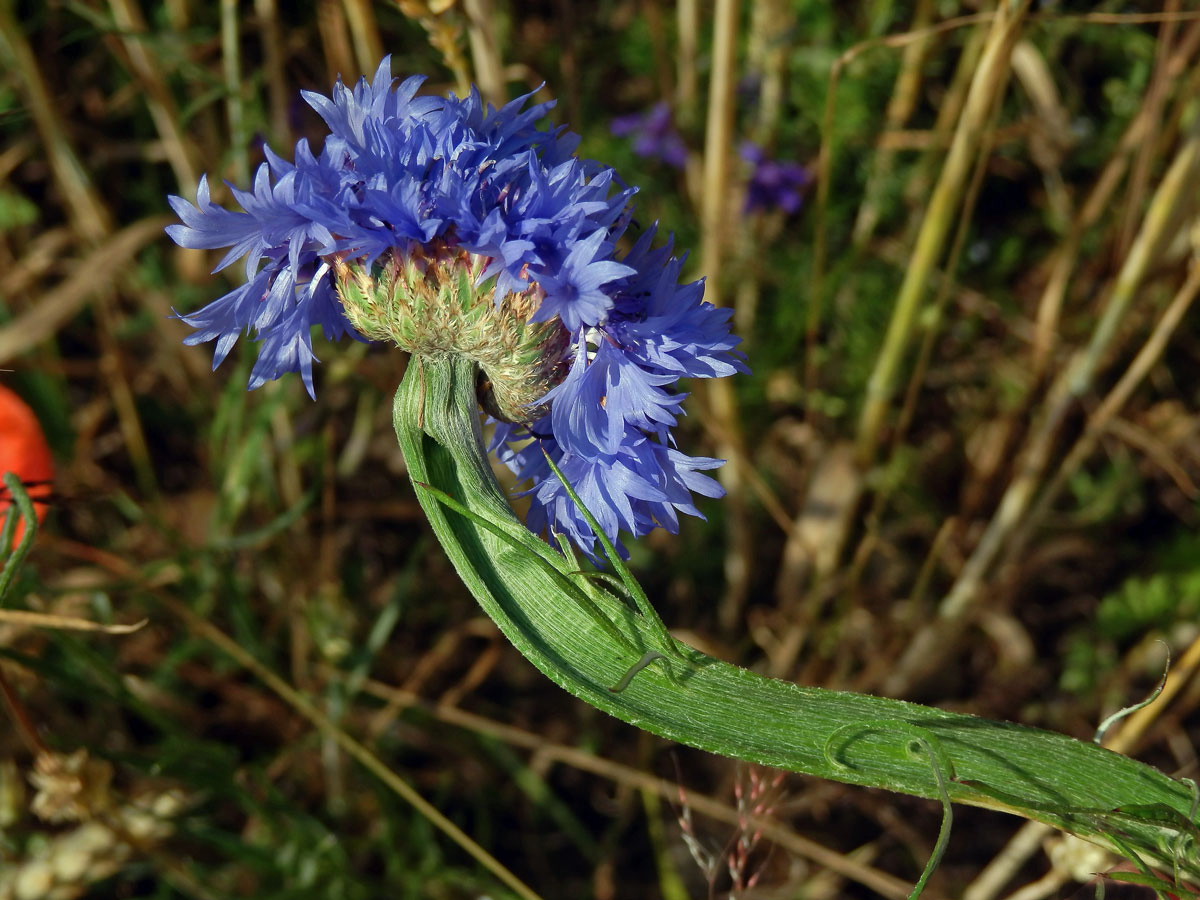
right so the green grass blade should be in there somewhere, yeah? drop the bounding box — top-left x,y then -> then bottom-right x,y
0,473 -> 39,605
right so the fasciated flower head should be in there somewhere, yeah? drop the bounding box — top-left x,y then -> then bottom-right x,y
167,58 -> 747,558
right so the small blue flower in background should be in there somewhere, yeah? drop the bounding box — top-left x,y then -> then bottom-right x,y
609,102 -> 689,169
167,58 -> 745,558
740,141 -> 811,216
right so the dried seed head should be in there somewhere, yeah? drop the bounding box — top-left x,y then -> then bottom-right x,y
29,749 -> 113,823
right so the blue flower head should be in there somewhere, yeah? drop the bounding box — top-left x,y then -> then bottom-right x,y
168,58 -> 747,559
610,102 -> 688,169
741,141 -> 811,216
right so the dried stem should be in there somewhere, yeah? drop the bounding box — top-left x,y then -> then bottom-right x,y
1029,19 -> 1200,377
0,0 -> 113,241
845,51 -> 1007,635
885,119 -> 1200,695
855,0 -> 1032,471
355,676 -> 914,897
0,664 -> 48,757
1114,0 -> 1181,261
220,0 -> 249,185
697,0 -> 754,630
808,12 -> 992,418
343,0 -> 385,75
164,595 -> 546,900
675,0 -> 699,115
255,0 -> 291,143
462,0 -> 505,106
106,0 -> 201,190
850,0 -> 935,250
1014,260 -> 1200,562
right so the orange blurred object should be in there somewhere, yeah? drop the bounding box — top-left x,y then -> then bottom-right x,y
0,383 -> 54,545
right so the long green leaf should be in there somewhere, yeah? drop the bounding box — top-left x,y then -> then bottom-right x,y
393,352 -> 1199,882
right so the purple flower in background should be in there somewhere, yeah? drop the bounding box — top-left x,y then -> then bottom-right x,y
167,58 -> 745,558
610,102 -> 688,169
741,141 -> 811,216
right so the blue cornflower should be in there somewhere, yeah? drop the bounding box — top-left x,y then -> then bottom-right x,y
168,58 -> 746,558
609,102 -> 689,169
740,141 -> 811,216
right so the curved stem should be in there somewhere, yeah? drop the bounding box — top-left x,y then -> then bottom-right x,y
395,352 -> 1200,883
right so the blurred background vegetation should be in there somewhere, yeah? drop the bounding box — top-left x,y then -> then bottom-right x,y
1,1 -> 1199,898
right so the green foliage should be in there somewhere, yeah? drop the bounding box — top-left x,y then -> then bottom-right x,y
1062,529 -> 1200,698
0,188 -> 37,232
1096,532 -> 1200,641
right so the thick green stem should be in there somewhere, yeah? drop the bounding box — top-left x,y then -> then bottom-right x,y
395,352 -> 1199,882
